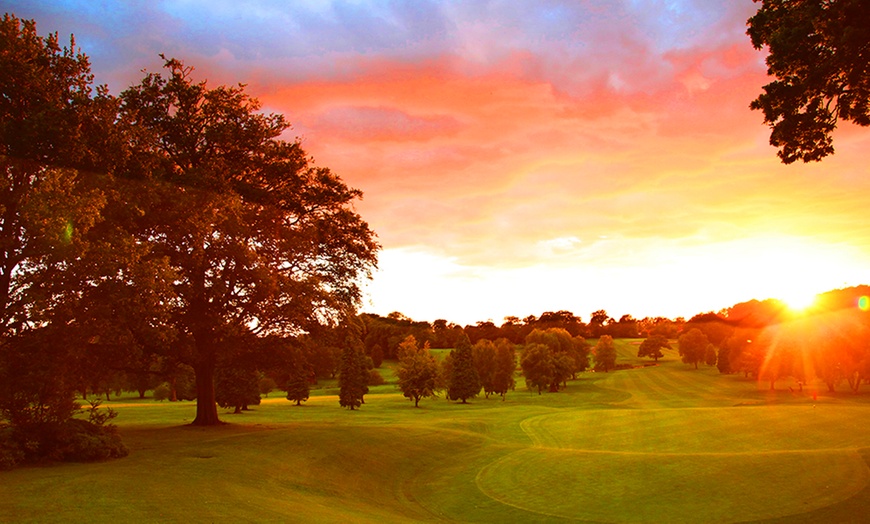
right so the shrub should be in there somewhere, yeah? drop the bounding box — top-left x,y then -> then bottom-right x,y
0,425 -> 24,470
368,369 -> 385,386
153,383 -> 171,401
259,376 -> 278,397
0,414 -> 127,468
54,418 -> 128,462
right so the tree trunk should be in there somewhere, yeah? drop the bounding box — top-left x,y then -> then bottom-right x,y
192,360 -> 221,425
170,376 -> 178,402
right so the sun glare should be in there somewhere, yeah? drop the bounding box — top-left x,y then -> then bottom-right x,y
780,290 -> 818,313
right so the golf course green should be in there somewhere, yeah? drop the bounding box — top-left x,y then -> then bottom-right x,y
3,340 -> 869,523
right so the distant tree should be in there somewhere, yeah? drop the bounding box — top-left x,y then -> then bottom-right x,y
396,335 -> 419,361
570,336 -> 591,376
338,342 -> 368,410
369,344 -> 384,368
678,329 -> 709,369
303,341 -> 340,381
716,344 -> 732,374
437,350 -> 453,392
612,314 -> 639,338
747,0 -> 870,163
472,339 -> 498,398
593,335 -> 617,372
396,340 -> 439,407
521,343 -> 555,394
637,335 -> 671,362
259,376 -> 277,397
704,344 -> 718,367
338,347 -> 366,410
446,332 -> 480,403
491,339 -> 517,400
535,310 -> 586,337
367,369 -> 385,386
465,320 -> 501,344
285,348 -> 311,406
215,367 -> 261,414
551,352 -> 575,392
648,318 -> 680,339
684,313 -> 734,348
589,310 -> 612,338
525,328 -> 585,389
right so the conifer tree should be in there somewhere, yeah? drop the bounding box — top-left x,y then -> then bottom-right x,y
285,348 -> 310,406
215,367 -> 261,414
491,339 -> 517,401
338,342 -> 368,410
446,332 -> 480,403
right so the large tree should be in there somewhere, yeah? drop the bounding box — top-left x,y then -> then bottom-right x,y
117,58 -> 378,425
0,14 -> 111,430
747,0 -> 870,163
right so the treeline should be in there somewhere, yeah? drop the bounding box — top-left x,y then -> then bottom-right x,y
392,325 -> 597,407
675,286 -> 870,393
359,310 -> 683,355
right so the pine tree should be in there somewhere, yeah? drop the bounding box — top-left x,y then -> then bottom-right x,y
447,333 -> 480,403
338,343 -> 368,410
215,367 -> 261,414
491,339 -> 517,401
285,348 -> 310,406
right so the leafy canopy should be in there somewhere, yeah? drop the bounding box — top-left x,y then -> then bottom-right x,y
748,0 -> 870,163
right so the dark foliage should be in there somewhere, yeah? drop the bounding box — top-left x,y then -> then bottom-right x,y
748,0 -> 870,163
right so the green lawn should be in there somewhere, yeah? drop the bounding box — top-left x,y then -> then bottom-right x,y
3,342 -> 869,523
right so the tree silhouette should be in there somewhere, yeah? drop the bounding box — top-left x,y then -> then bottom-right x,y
446,332 -> 480,403
116,58 -> 378,424
748,0 -> 870,163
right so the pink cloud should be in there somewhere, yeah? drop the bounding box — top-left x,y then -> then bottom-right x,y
312,106 -> 463,142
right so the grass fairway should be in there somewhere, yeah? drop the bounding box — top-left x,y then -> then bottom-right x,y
3,343 -> 870,523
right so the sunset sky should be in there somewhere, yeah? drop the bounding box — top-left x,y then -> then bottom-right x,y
8,1 -> 870,325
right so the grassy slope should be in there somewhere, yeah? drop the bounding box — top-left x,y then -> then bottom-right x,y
3,342 -> 870,523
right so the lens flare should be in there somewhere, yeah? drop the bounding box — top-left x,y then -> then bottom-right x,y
859,296 -> 870,312
63,221 -> 73,244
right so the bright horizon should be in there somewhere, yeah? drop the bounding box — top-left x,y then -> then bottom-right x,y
10,1 -> 870,326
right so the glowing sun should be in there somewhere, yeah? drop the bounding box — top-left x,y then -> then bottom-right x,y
780,290 -> 818,312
